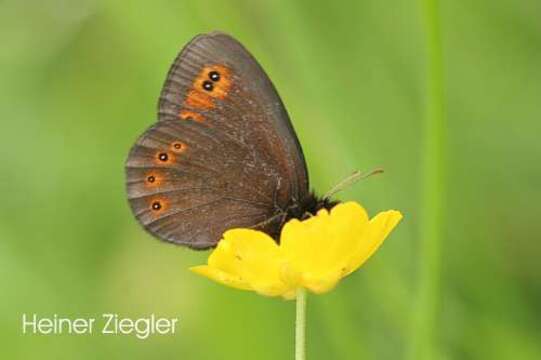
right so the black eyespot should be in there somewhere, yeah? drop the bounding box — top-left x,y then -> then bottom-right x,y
209,71 -> 220,82
147,175 -> 155,183
173,143 -> 182,150
202,80 -> 214,91
151,201 -> 162,211
158,153 -> 168,162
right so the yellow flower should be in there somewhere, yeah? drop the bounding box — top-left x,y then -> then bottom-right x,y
190,202 -> 402,299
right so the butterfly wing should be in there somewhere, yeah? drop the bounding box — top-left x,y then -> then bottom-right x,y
158,31 -> 308,204
126,119 -> 278,249
126,32 -> 308,248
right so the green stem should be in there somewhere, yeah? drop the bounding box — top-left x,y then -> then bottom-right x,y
295,288 -> 307,360
410,0 -> 446,359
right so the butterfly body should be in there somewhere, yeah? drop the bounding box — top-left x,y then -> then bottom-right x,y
126,32 -> 333,249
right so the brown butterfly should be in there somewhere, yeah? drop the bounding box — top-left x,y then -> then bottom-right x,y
125,32 -> 336,249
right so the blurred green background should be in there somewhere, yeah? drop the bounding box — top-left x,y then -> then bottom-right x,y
1,0 -> 540,359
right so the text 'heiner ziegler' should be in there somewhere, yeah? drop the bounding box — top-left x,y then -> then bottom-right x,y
22,313 -> 178,340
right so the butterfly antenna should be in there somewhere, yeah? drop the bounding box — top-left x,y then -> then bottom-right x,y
323,168 -> 384,200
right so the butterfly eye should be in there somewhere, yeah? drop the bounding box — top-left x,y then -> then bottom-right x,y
202,80 -> 214,91
158,152 -> 169,162
208,71 -> 220,82
151,201 -> 162,211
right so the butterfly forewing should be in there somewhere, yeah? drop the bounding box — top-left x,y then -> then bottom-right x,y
158,32 -> 308,202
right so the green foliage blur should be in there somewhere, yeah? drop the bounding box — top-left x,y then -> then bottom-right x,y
1,0 -> 540,359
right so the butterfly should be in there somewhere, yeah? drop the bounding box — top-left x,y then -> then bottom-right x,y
125,31 -> 337,249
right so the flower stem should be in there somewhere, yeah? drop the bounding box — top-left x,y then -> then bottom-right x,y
295,288 -> 307,360
409,0 -> 446,359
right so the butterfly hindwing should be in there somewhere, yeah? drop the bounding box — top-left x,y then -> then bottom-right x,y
126,119 -> 280,249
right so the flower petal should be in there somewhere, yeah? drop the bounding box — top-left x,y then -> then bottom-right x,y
345,210 -> 403,275
206,235 -> 243,276
193,228 -> 293,297
325,202 -> 369,267
190,265 -> 252,290
280,211 -> 331,276
302,269 -> 343,294
281,202 -> 370,293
